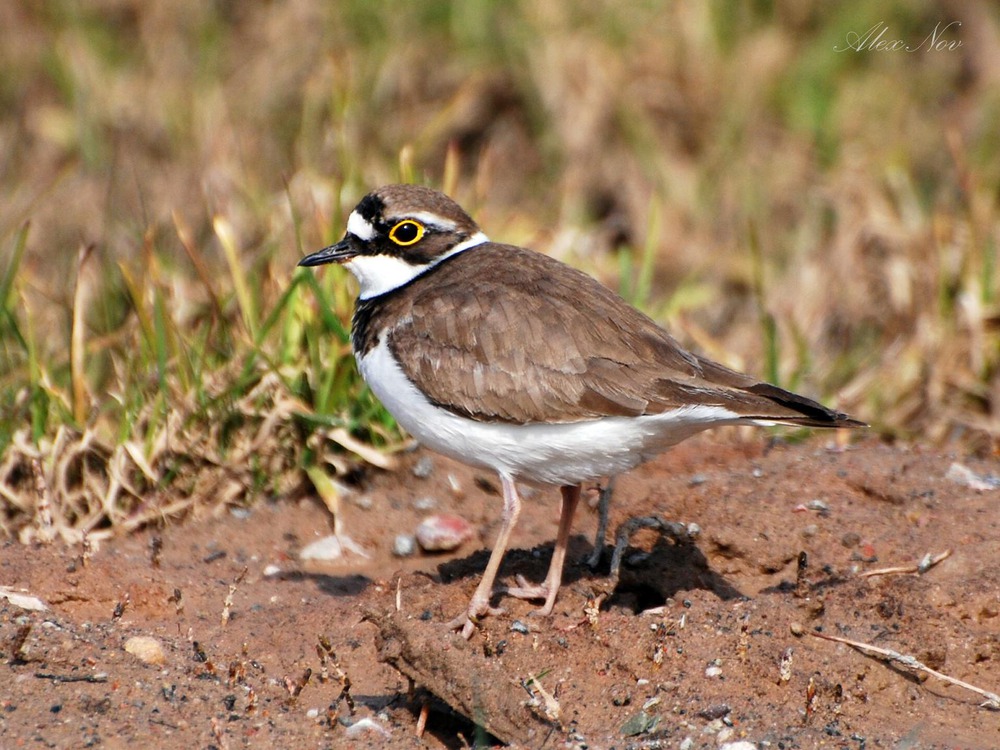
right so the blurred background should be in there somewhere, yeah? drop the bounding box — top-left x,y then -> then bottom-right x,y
1,0 -> 998,540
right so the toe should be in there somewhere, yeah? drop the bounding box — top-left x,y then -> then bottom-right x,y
446,598 -> 505,638
506,574 -> 549,599
531,599 -> 556,617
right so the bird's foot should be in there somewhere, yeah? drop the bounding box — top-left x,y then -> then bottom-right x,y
506,575 -> 557,616
446,593 -> 504,639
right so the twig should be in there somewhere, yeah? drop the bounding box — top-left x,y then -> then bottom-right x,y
809,630 -> 1000,710
221,566 -> 248,626
416,701 -> 429,738
317,636 -> 355,715
859,549 -> 952,578
35,672 -> 108,684
523,672 -> 561,723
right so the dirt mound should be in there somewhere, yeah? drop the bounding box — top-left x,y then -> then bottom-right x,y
2,437 -> 998,748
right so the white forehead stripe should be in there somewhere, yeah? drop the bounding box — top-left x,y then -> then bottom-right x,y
346,211 -> 375,241
405,211 -> 458,231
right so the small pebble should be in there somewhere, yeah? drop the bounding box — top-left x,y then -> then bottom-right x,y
392,534 -> 416,557
0,587 -> 48,612
946,462 -> 1000,490
414,514 -> 475,552
412,496 -> 437,511
412,456 -> 435,478
680,739 -> 694,750
790,622 -> 804,636
300,535 -> 345,561
703,718 -> 724,734
807,499 -> 830,512
262,564 -> 282,577
689,474 -> 707,486
124,636 -> 167,665
801,524 -> 818,538
350,495 -> 374,510
719,743 -> 756,750
841,531 -> 861,548
751,467 -> 764,478
344,717 -> 391,739
620,710 -> 657,737
510,620 -> 530,634
704,665 -> 722,678
229,507 -> 251,520
686,522 -> 701,538
697,704 -> 730,720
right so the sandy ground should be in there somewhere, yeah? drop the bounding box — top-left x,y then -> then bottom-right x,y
1,435 -> 999,749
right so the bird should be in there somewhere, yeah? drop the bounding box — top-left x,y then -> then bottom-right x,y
298,184 -> 864,639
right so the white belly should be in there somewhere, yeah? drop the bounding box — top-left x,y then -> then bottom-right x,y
358,340 -> 743,486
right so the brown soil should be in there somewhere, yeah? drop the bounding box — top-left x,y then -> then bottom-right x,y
2,436 -> 998,749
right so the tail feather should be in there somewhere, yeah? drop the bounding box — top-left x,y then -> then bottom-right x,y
744,382 -> 866,429
687,354 -> 866,429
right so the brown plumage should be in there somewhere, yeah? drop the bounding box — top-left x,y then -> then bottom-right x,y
355,242 -> 862,429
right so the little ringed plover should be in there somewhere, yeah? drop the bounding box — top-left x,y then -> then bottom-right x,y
299,184 -> 864,639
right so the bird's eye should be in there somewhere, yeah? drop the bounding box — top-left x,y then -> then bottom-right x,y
388,220 -> 424,246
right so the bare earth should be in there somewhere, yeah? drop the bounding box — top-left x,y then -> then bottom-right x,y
2,436 -> 999,749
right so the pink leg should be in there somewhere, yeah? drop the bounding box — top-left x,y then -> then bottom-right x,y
447,475 -> 522,639
506,484 -> 581,616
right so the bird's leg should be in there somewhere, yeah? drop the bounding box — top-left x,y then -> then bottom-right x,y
507,484 -> 581,616
586,476 -> 616,569
447,474 -> 522,639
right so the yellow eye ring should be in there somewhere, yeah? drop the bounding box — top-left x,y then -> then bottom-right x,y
388,220 -> 425,246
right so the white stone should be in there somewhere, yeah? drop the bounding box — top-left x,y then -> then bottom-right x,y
124,636 -> 167,665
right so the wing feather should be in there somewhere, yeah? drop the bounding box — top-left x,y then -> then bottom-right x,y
382,244 -> 860,428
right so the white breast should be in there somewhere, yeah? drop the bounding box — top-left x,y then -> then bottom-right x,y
358,339 -> 745,486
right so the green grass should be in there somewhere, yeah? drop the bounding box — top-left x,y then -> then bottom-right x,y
1,0 -> 998,540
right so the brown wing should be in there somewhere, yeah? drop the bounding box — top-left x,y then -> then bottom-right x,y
384,244 -> 861,427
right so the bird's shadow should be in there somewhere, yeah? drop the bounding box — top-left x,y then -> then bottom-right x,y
436,524 -> 744,613
273,569 -> 373,598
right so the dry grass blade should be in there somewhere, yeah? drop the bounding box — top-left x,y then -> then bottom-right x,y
809,630 -> 1000,710
859,549 -> 953,578
304,464 -> 370,559
0,222 -> 30,334
323,427 -> 398,470
214,216 -> 257,343
173,210 -> 224,320
70,245 -> 94,426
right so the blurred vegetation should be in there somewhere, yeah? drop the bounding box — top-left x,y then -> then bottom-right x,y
1,0 -> 998,542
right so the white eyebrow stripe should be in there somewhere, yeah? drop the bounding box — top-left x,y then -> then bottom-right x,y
347,211 -> 375,241
403,211 -> 458,231
437,231 -> 489,260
